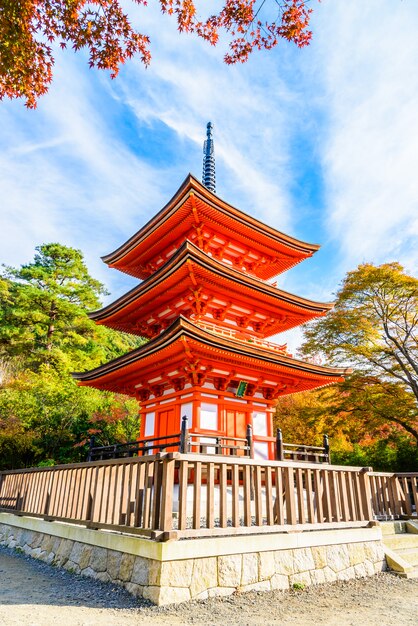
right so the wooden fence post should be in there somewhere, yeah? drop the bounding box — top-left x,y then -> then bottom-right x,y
159,457 -> 176,533
87,436 -> 96,462
246,424 -> 254,458
180,415 -> 190,453
323,434 -> 330,464
359,467 -> 374,521
276,428 -> 284,461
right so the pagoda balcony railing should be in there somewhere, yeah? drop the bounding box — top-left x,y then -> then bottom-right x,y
86,419 -> 330,464
196,321 -> 288,354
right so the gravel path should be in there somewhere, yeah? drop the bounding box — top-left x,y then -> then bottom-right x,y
0,545 -> 417,626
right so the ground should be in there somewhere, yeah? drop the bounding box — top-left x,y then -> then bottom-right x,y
0,546 -> 417,626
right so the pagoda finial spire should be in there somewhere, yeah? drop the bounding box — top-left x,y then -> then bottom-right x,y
202,122 -> 216,193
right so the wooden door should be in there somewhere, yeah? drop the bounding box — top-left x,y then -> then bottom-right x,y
225,408 -> 247,456
156,407 -> 178,452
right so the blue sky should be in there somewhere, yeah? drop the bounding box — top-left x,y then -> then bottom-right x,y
1,1 -> 417,351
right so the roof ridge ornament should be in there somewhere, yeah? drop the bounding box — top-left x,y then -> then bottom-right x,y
202,121 -> 216,193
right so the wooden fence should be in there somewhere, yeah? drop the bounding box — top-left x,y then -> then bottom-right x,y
369,472 -> 418,519
0,453 -> 381,541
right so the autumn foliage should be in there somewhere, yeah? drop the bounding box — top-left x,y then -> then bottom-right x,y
0,0 -> 313,108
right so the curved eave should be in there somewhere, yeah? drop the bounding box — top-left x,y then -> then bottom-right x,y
73,316 -> 349,391
91,241 -> 333,337
102,174 -> 319,276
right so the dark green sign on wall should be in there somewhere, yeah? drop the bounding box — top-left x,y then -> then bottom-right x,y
236,381 -> 248,397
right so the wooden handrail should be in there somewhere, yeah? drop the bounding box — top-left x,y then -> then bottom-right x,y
0,454 -> 387,541
87,433 -> 182,461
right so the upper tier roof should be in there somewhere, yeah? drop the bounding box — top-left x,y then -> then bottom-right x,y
73,317 -> 348,399
91,241 -> 332,339
102,174 -> 320,281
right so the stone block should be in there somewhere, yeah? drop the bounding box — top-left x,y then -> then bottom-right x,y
374,560 -> 386,574
323,567 -> 337,583
311,546 -> 327,569
31,547 -> 43,559
142,586 -> 161,605
69,542 -> 84,566
240,580 -> 271,593
310,569 -> 326,585
348,543 -> 366,566
119,553 -> 135,582
293,548 -> 315,573
145,585 -> 191,606
270,574 -> 289,591
64,560 -> 80,574
79,546 -> 92,571
46,552 -> 55,565
364,542 -> 384,563
364,560 -> 375,576
20,530 -> 33,547
148,559 -> 161,586
89,546 -> 107,572
54,539 -> 74,566
194,590 -> 209,601
337,566 -> 355,581
190,557 -> 217,597
160,559 -> 194,588
326,544 -> 350,572
81,567 -> 98,580
354,563 -> 367,578
218,554 -> 242,587
290,571 -> 311,587
96,572 -> 111,583
259,551 -> 275,580
131,557 -> 149,586
51,537 -> 62,554
41,535 -> 54,554
274,550 -> 294,576
30,532 -> 43,549
125,582 -> 143,597
208,587 -> 236,598
241,553 -> 259,585
107,550 -> 123,580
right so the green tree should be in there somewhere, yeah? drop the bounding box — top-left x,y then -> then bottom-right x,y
0,242 -> 139,371
0,243 -> 143,468
0,366 -> 140,468
275,381 -> 418,471
301,262 -> 418,444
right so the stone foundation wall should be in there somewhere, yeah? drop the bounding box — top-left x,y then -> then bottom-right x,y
0,518 -> 386,606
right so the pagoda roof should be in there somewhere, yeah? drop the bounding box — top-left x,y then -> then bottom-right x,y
73,317 -> 348,399
102,174 -> 320,281
91,241 -> 333,338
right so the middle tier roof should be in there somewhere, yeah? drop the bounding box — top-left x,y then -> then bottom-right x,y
91,240 -> 333,339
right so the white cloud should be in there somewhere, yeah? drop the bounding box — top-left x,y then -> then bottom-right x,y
312,0 -> 418,274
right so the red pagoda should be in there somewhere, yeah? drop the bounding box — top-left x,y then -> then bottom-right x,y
75,123 -> 347,460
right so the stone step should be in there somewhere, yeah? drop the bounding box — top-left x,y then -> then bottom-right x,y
380,521 -> 406,536
384,546 -> 418,579
396,547 -> 418,567
406,520 -> 418,534
383,534 -> 418,550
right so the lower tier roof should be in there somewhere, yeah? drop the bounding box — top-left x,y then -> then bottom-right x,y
90,240 -> 332,339
73,317 -> 349,400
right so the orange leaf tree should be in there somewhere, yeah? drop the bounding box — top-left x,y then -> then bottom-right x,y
0,0 -> 313,108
